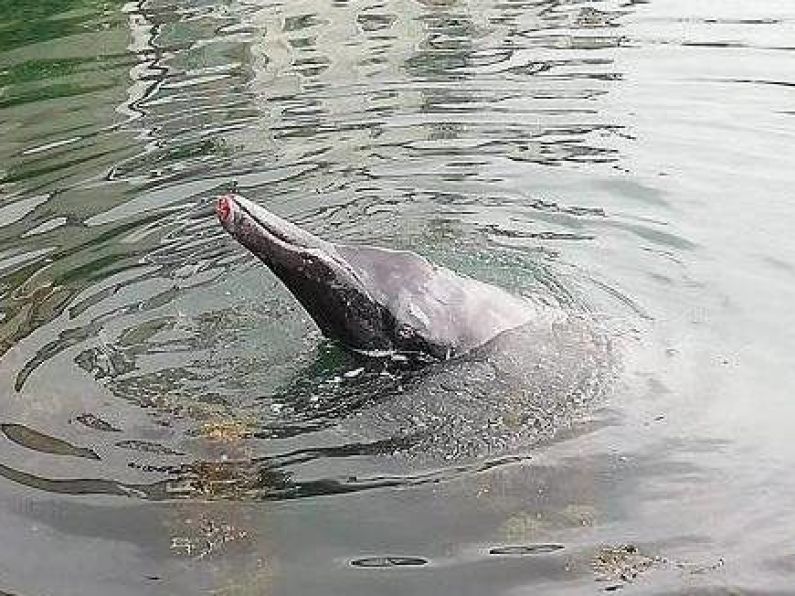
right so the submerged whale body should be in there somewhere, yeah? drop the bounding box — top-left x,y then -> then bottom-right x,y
217,193 -> 557,361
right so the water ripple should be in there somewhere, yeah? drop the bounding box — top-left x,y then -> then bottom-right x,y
2,0 -> 629,502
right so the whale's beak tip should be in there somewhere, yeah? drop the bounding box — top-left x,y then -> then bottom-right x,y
217,194 -> 234,224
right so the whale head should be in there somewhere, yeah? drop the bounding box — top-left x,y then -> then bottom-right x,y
218,194 -> 538,360
217,194 -> 448,359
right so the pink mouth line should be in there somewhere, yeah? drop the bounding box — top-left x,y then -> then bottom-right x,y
217,194 -> 233,223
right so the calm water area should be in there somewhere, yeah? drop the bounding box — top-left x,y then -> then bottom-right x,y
1,0 -> 794,593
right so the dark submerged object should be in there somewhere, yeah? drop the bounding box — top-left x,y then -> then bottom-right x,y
216,193 -> 555,361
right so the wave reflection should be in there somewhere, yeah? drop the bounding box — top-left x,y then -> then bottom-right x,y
1,0 -> 631,501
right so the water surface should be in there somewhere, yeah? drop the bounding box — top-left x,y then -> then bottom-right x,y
1,0 -> 794,593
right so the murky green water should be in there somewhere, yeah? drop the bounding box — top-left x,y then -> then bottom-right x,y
2,0 -> 795,593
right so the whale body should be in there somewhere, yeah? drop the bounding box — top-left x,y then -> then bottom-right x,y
217,194 -> 555,361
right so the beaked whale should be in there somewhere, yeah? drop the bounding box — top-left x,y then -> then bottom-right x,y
216,194 -> 559,361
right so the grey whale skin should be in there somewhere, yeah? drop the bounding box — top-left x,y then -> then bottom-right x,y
216,194 -> 554,361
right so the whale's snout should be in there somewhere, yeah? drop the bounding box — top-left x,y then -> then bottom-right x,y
215,193 -> 396,352
216,194 -> 235,227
